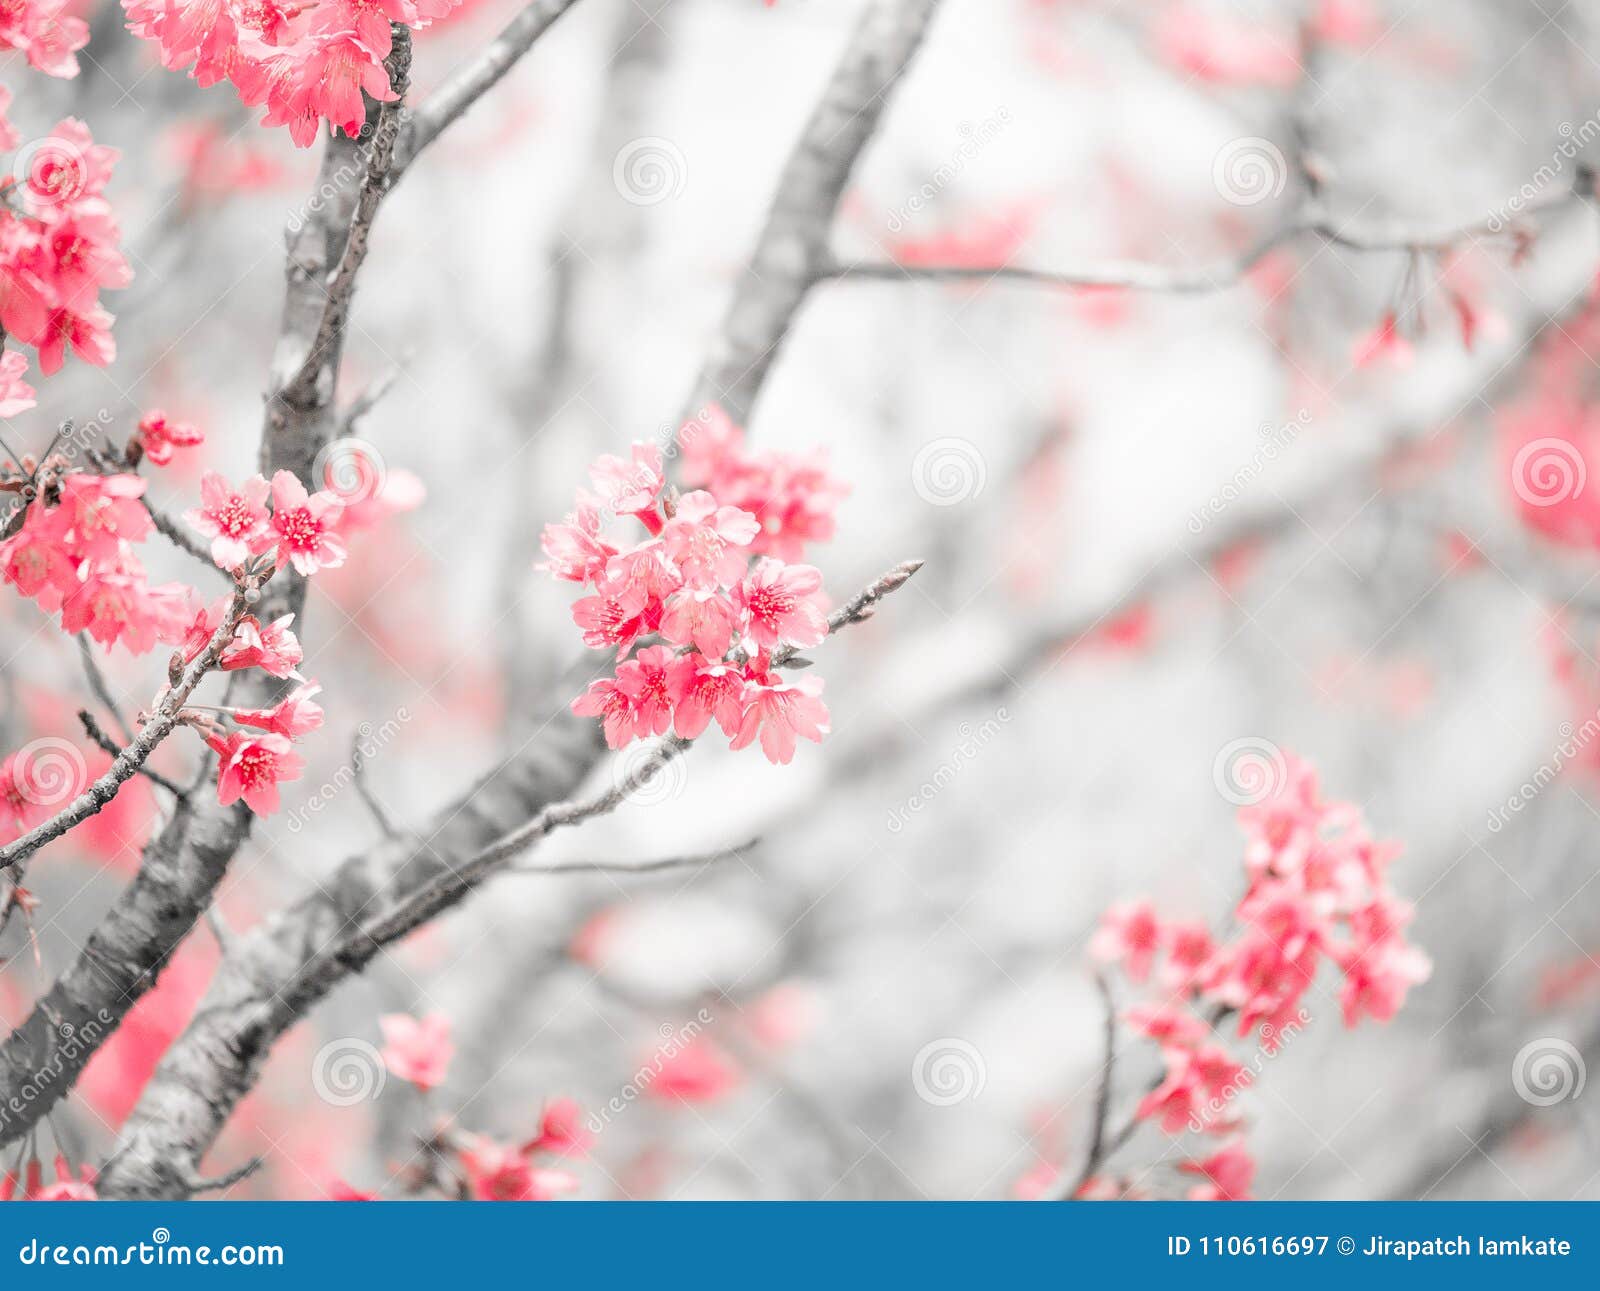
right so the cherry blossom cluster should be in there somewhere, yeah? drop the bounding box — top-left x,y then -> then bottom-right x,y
0,0 -> 88,79
122,0 -> 461,147
0,107 -> 128,377
545,407 -> 848,765
326,1012 -> 589,1201
0,454 -> 324,825
165,467 -> 372,815
0,467 -> 194,655
1084,752 -> 1430,1199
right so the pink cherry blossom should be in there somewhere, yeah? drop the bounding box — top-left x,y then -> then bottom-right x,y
729,671 -> 830,765
56,473 -> 151,562
0,3 -> 88,77
734,558 -> 828,654
660,586 -> 737,658
0,506 -> 78,610
539,502 -> 618,584
221,613 -> 304,678
665,654 -> 747,740
36,303 -> 116,375
605,540 -> 683,608
1123,1002 -> 1208,1048
268,470 -> 346,575
185,472 -> 273,569
0,350 -> 35,417
379,1012 -> 455,1091
1,751 -> 53,840
211,730 -> 305,815
1162,921 -> 1215,991
524,1098 -> 593,1158
233,682 -> 324,739
571,675 -> 645,750
1337,940 -> 1432,1027
61,565 -> 191,655
178,594 -> 232,665
134,409 -> 204,466
646,1038 -> 740,1105
662,490 -> 759,588
1136,1041 -> 1246,1134
589,441 -> 664,521
571,580 -> 650,656
21,119 -> 116,204
615,644 -> 677,739
457,1136 -> 579,1201
1088,900 -> 1162,983
1181,1142 -> 1255,1201
676,408 -> 847,562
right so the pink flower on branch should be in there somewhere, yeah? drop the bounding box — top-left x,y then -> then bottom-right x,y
185,472 -> 273,569
220,613 -> 304,678
232,682 -> 325,739
133,409 -> 204,466
267,470 -> 346,575
1069,751 -> 1430,1197
729,670 -> 830,766
379,1012 -> 454,1091
456,1137 -> 578,1202
210,730 -> 305,815
733,558 -> 828,655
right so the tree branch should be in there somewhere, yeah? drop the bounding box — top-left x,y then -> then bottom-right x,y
141,496 -> 225,574
679,0 -> 947,427
821,183 -> 1590,296
283,30 -> 414,403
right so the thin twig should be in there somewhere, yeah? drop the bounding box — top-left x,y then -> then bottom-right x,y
179,1156 -> 263,1196
340,357 -> 409,433
1058,973 -> 1116,1200
142,497 -> 224,573
822,185 -> 1588,296
510,836 -> 759,876
351,730 -> 400,841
